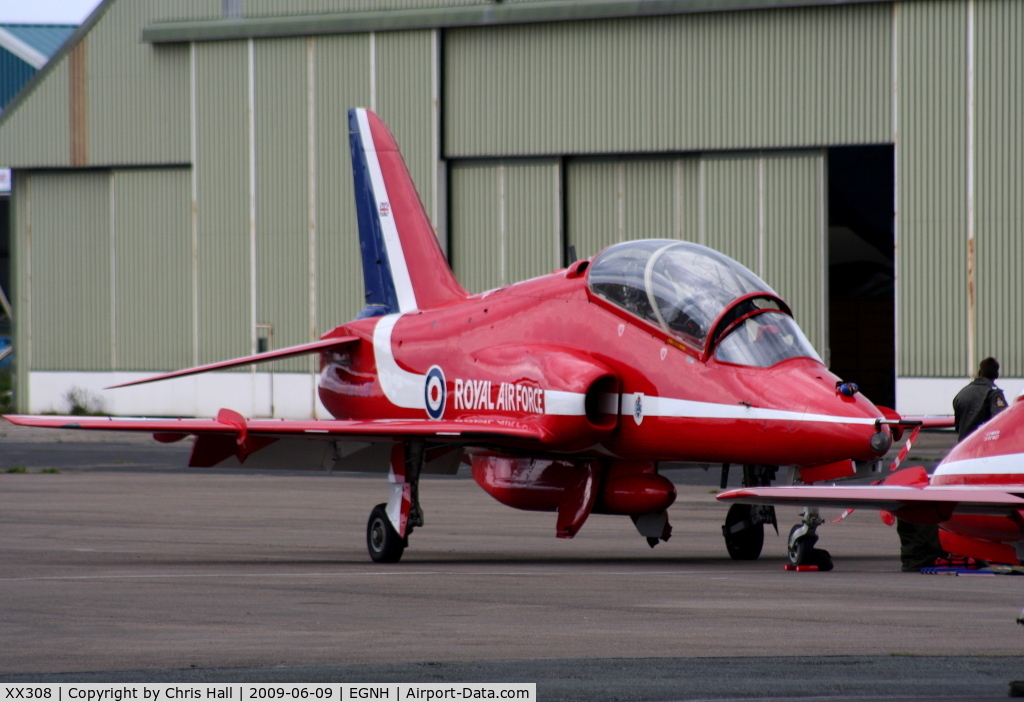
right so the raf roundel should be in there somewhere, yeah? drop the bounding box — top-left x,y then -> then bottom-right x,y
424,365 -> 447,419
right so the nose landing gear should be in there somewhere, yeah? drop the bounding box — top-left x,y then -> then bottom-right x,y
787,507 -> 833,571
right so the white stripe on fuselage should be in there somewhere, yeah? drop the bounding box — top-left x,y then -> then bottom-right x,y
621,393 -> 880,425
356,108 -> 418,313
372,315 -> 880,426
935,452 -> 1024,478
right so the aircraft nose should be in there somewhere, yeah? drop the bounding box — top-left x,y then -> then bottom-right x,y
757,360 -> 888,462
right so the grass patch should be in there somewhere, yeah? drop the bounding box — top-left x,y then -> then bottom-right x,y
5,466 -> 27,473
40,468 -> 61,474
64,386 -> 108,416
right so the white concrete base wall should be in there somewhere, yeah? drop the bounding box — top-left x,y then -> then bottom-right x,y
28,371 -> 331,419
896,376 -> 1024,417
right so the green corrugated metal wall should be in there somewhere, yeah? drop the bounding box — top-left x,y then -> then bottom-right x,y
88,0 -> 190,166
895,0 -> 968,378
450,160 -> 561,293
975,0 -> 1024,377
113,169 -> 192,371
194,40 -> 251,366
25,172 -> 111,372
313,33 -> 371,335
0,60 -> 70,166
5,0 -> 1024,413
255,38 -> 311,374
445,3 -> 892,157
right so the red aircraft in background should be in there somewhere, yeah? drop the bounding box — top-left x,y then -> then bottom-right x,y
5,109 -> 914,564
719,393 -> 1024,567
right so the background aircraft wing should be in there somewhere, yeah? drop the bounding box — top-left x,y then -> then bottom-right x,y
718,484 -> 1024,517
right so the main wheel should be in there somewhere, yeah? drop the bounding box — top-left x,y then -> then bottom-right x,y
723,503 -> 764,560
367,503 -> 405,563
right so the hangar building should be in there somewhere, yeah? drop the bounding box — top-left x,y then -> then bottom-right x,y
0,0 -> 1020,418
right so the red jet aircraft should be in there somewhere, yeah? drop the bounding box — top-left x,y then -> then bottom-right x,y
5,109 -> 911,564
719,393 -> 1024,567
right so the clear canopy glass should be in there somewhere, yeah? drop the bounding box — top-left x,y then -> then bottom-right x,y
587,240 -> 820,366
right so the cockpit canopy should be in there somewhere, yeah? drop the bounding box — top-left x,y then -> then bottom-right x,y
587,240 -> 821,367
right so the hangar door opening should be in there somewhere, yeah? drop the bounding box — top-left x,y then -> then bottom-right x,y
827,146 -> 895,409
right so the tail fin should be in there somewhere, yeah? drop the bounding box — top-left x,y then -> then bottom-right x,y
349,108 -> 467,317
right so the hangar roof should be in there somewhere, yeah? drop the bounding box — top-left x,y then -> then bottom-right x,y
0,24 -> 76,109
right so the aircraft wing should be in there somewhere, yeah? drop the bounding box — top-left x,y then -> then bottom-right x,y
4,410 -> 552,470
718,484 -> 1024,517
3,411 -> 549,443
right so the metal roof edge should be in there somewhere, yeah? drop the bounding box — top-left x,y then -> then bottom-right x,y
142,0 -> 888,43
0,27 -> 49,69
0,0 -> 115,132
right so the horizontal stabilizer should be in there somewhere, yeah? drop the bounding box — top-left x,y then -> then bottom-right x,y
105,335 -> 359,389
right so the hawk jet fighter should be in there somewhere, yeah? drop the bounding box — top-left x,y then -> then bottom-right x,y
5,109 -> 906,564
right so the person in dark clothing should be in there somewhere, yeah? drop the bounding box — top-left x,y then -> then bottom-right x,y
952,356 -> 1008,441
897,358 -> 1007,571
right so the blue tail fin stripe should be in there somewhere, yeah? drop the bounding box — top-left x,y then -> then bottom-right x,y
350,108 -> 418,315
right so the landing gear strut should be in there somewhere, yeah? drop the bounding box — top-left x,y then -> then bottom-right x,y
366,441 -> 425,563
722,465 -> 778,561
787,507 -> 833,571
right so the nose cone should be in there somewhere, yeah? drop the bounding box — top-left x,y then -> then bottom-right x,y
757,359 -> 887,464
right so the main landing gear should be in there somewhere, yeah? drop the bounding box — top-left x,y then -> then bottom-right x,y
721,465 -> 778,561
366,441 -> 426,563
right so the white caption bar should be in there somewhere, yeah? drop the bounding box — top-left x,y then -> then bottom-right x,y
0,685 -> 536,702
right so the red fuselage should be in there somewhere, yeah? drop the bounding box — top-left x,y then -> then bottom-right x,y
318,267 -> 887,468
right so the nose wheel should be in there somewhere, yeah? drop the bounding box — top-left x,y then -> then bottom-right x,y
787,508 -> 833,571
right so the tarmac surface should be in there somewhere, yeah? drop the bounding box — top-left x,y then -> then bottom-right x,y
2,426 -> 1023,700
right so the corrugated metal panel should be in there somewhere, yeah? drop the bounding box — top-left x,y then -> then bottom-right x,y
194,40 -> 251,365
896,0 -> 968,378
445,3 -> 891,157
113,169 -> 192,371
242,0 -> 490,17
376,30 -> 435,220
450,160 -> 560,292
11,175 -> 28,410
450,162 -> 500,293
255,37 -> 311,372
87,0 -> 190,165
702,155 -> 759,272
566,160 -> 618,260
28,172 -> 111,372
505,161 -> 561,282
567,157 -> 700,260
763,152 -> 826,355
0,58 -> 70,166
314,32 -> 371,331
152,0 -> 223,23
975,0 -> 1024,377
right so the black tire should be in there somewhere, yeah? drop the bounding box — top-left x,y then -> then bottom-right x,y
723,503 -> 764,560
787,524 -> 818,567
367,503 -> 405,563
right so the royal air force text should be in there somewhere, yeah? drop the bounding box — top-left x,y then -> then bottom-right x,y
453,379 -> 543,414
